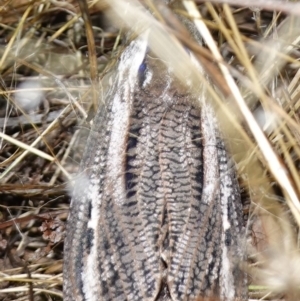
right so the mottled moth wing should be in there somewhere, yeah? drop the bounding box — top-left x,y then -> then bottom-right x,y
63,32 -> 246,301
63,35 -> 158,301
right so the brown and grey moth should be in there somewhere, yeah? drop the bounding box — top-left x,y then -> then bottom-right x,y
63,31 -> 247,301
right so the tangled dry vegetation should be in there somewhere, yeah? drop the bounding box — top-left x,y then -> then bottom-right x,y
1,0 -> 300,300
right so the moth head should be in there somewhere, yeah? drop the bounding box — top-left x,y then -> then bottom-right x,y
138,52 -> 189,104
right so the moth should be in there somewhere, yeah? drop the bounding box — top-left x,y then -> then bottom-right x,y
63,32 -> 246,301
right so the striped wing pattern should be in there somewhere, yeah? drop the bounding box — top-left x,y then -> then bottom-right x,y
63,34 -> 246,301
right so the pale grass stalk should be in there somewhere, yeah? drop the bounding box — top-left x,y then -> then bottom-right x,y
0,5 -> 33,69
182,0 -> 300,227
0,106 -> 72,180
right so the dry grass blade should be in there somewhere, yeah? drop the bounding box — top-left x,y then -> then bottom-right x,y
0,105 -> 73,180
195,0 -> 300,17
0,131 -> 54,162
183,1 -> 300,227
0,4 -> 33,70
